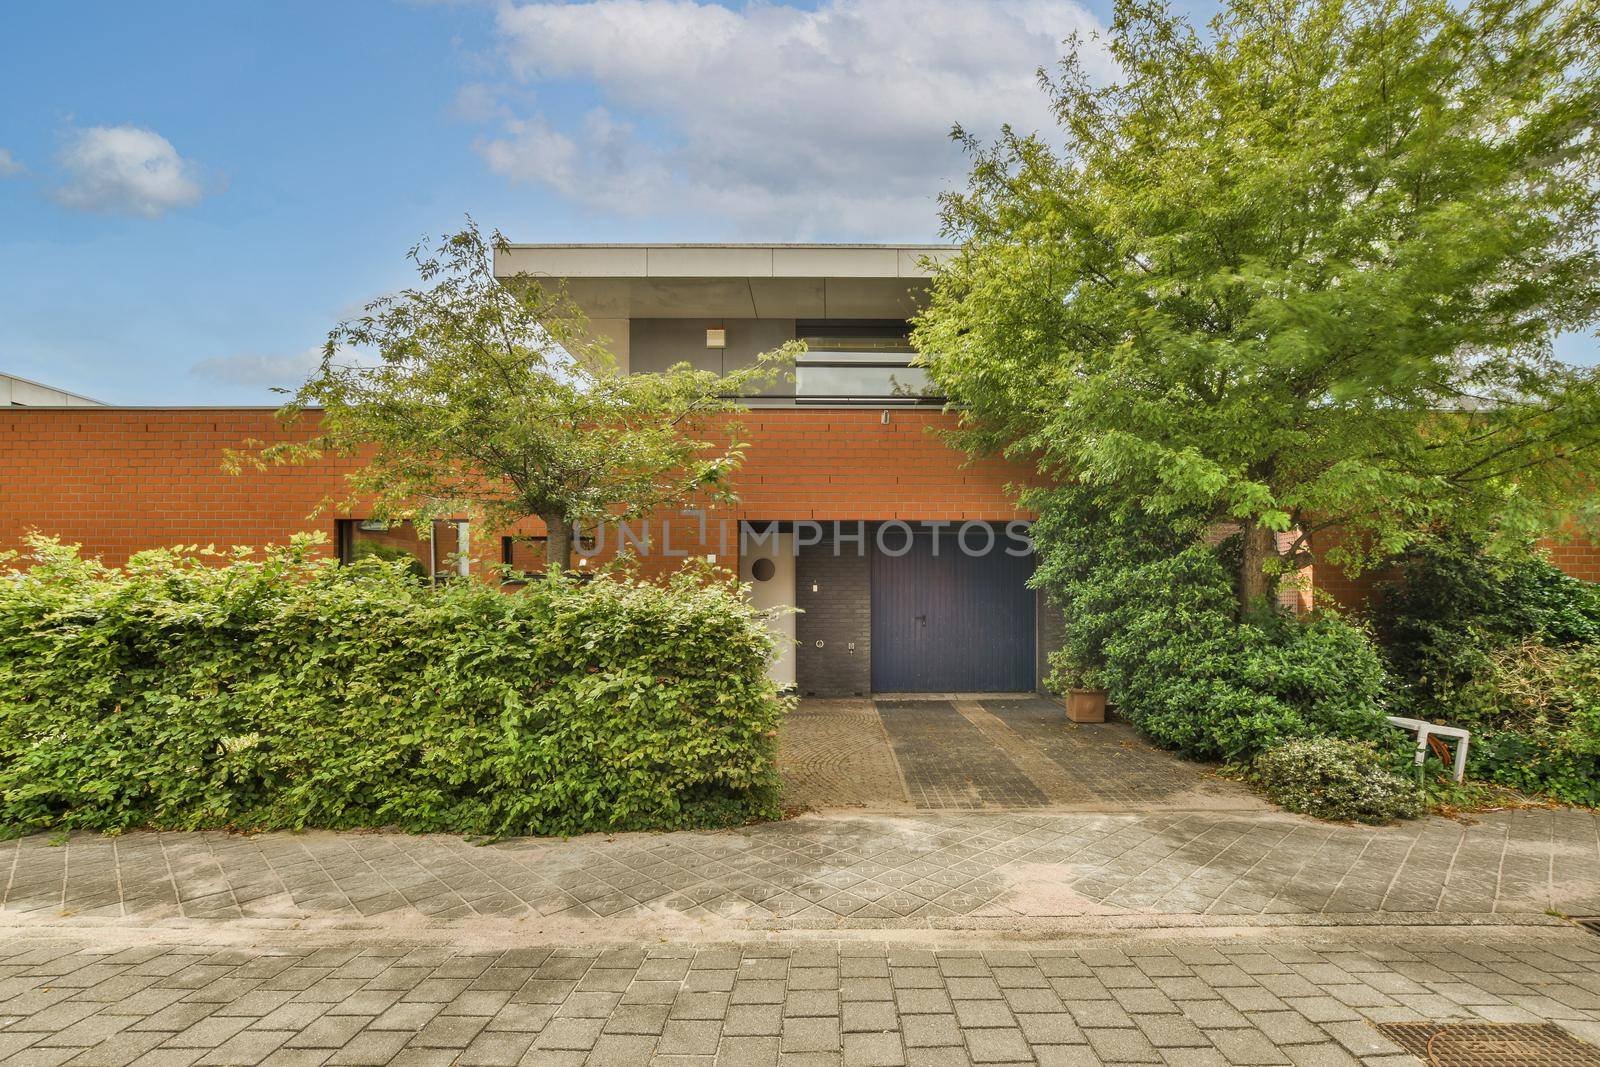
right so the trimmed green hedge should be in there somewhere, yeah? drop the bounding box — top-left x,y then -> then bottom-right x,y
0,535 -> 787,836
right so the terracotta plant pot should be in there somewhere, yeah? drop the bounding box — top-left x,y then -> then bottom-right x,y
1066,688 -> 1107,724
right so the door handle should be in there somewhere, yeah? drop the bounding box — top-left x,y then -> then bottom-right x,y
914,614 -> 927,627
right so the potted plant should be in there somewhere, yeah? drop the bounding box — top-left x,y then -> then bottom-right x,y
1066,686 -> 1107,724
1044,635 -> 1109,724
1061,666 -> 1107,724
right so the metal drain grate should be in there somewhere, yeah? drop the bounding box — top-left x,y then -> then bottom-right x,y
1379,1023 -> 1600,1065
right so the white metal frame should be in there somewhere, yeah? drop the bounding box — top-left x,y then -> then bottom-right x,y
1386,715 -> 1470,783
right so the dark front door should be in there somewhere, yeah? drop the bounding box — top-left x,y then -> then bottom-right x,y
870,525 -> 1036,692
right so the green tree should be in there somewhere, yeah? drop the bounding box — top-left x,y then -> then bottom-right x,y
231,221 -> 792,572
914,0 -> 1600,611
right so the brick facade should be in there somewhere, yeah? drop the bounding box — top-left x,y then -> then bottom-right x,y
1,409 -> 358,566
1,406 -> 1053,694
1550,537 -> 1600,583
0,406 -> 1037,570
4,406 -> 1591,633
1311,526 -> 1600,613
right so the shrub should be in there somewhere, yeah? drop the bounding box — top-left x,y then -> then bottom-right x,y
1111,605 -> 1393,763
1371,535 -> 1600,804
1373,534 -> 1600,705
0,535 -> 787,836
1030,486 -> 1394,764
1455,641 -> 1600,806
348,538 -> 428,579
1251,737 -> 1422,824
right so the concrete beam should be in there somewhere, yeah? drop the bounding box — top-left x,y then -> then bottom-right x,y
494,243 -> 953,320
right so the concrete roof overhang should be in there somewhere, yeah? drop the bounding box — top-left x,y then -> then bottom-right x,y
493,243 -> 955,320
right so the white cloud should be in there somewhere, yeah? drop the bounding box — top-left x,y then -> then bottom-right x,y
0,149 -> 22,177
453,82 -> 511,123
191,348 -> 322,389
53,125 -> 205,218
474,0 -> 1110,238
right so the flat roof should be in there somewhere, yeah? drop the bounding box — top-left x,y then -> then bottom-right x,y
495,243 -> 956,319
2,371 -> 105,406
496,242 -> 952,280
503,242 -> 951,247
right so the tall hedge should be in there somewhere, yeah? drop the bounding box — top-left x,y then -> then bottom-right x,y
1030,486 -> 1393,764
0,536 -> 787,836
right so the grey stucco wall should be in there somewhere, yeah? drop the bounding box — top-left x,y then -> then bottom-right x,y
794,538 -> 872,697
628,318 -> 796,397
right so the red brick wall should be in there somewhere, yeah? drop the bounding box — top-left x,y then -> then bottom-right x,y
1548,536 -> 1600,583
0,407 -> 1039,570
1312,527 -> 1600,614
11,406 -> 1586,598
1310,566 -> 1382,614
1306,527 -> 1380,613
689,407 -> 1034,522
2,409 -> 356,566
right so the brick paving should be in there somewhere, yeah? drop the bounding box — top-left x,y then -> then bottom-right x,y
982,699 -> 1257,810
876,702 -> 1052,810
2,927 -> 1600,1065
779,699 -> 1261,813
5,699 -> 1598,1063
780,701 -> 910,812
5,807 -> 1599,930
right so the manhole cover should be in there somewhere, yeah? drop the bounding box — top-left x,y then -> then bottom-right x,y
1379,1023 -> 1600,1066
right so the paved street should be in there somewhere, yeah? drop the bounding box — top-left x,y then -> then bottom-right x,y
5,702 -> 1600,1064
2,926 -> 1600,1065
5,807 -> 1598,931
2,806 -> 1600,1064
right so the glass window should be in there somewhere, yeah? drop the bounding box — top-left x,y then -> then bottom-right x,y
500,535 -> 546,583
794,362 -> 934,399
792,319 -> 940,401
501,533 -> 599,583
337,519 -> 467,580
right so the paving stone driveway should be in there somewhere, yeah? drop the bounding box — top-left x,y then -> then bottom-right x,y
3,927 -> 1600,1065
6,808 -> 1598,931
780,698 -> 1262,813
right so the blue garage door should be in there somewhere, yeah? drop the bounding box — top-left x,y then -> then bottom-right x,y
870,525 -> 1036,692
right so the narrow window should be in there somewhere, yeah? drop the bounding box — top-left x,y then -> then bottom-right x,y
793,320 -> 941,403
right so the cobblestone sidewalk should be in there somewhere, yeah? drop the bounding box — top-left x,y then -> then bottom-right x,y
4,807 -> 1599,932
2,926 -> 1599,1065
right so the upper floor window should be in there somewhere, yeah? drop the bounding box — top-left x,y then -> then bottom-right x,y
794,320 -> 940,403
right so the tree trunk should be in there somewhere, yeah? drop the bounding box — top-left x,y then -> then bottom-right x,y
1238,518 -> 1280,616
542,510 -> 573,574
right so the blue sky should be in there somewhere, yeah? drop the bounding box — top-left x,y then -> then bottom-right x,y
2,0 -> 1594,405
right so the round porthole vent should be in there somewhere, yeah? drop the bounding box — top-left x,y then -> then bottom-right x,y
751,558 -> 776,582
